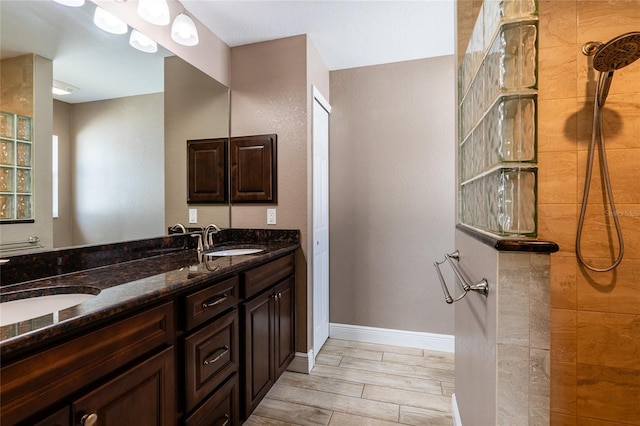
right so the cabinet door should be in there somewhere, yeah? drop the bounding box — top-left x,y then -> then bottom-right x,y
72,347 -> 175,426
242,291 -> 274,417
230,134 -> 277,203
187,138 -> 227,204
274,277 -> 295,378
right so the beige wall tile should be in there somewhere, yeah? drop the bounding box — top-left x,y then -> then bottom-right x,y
550,255 -> 578,310
577,149 -> 640,204
538,151 -> 578,204
551,308 -> 577,363
577,258 -> 640,315
551,361 -> 577,415
551,411 -> 578,426
577,311 -> 640,370
538,0 -> 577,48
577,1 -> 640,47
538,203 -> 578,255
577,95 -> 640,151
539,45 -> 578,100
576,363 -> 640,424
538,98 -> 579,153
497,344 -> 530,425
530,254 -> 551,350
530,348 -> 551,425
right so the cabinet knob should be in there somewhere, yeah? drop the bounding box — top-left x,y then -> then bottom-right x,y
81,413 -> 98,426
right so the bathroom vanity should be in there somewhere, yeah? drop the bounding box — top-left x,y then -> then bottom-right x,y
0,229 -> 299,425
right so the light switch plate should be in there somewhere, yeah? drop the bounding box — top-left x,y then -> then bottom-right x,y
267,208 -> 276,225
189,208 -> 197,224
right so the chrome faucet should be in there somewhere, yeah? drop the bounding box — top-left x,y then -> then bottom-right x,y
169,223 -> 187,234
203,223 -> 221,250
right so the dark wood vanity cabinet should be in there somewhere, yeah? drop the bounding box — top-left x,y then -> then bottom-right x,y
71,346 -> 175,425
0,302 -> 175,425
187,138 -> 228,204
1,250 -> 297,426
181,275 -> 241,425
241,255 -> 295,418
230,134 -> 277,203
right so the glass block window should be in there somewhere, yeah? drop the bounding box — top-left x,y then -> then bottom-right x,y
1,111 -> 33,222
458,0 -> 539,237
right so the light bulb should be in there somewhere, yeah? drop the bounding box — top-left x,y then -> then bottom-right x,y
94,7 -> 128,35
171,13 -> 199,46
129,30 -> 158,53
137,0 -> 170,26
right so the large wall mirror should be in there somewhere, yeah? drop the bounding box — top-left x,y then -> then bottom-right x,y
0,0 -> 230,251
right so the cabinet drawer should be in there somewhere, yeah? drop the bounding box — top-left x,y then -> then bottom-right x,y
0,302 -> 174,425
185,373 -> 239,426
185,276 -> 239,330
184,309 -> 239,413
242,254 -> 294,299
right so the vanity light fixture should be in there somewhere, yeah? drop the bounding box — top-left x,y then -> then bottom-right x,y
94,6 -> 128,35
52,80 -> 78,96
137,0 -> 170,26
52,0 -> 85,7
129,30 -> 158,53
171,13 -> 199,46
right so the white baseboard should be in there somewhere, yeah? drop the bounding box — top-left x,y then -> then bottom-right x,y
287,350 -> 315,374
452,393 -> 462,426
329,323 -> 455,353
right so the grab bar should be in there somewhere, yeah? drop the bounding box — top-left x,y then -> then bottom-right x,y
434,250 -> 489,304
0,236 -> 45,253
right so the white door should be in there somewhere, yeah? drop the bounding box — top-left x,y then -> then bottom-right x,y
313,87 -> 331,357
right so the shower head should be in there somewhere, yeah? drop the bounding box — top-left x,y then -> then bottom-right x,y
585,31 -> 640,72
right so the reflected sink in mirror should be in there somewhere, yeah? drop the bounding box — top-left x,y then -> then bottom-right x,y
205,246 -> 266,257
0,286 -> 100,326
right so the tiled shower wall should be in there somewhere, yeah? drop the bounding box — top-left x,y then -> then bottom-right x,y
458,0 -> 640,424
536,1 -> 640,424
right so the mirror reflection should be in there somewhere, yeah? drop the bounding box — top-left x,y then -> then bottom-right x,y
0,0 -> 230,250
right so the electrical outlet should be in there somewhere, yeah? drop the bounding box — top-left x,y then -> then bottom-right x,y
267,208 -> 276,225
189,208 -> 197,224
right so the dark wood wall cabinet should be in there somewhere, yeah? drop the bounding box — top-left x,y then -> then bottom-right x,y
187,138 -> 228,204
0,254 -> 295,426
231,134 -> 277,203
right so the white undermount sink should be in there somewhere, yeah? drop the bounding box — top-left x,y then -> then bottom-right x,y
205,247 -> 265,257
0,291 -> 98,326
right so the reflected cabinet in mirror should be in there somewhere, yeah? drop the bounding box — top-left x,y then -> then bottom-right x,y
0,0 -> 230,251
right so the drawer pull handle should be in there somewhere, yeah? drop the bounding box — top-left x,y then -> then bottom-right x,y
220,414 -> 230,426
81,413 -> 98,426
202,294 -> 228,309
204,346 -> 230,365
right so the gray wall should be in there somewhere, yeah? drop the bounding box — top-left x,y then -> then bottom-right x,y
329,56 -> 456,335
70,93 -> 165,245
164,56 -> 230,230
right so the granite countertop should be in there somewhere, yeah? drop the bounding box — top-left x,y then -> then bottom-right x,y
0,230 -> 299,361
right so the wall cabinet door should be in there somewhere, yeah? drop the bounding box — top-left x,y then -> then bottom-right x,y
72,346 -> 175,426
187,138 -> 227,203
230,134 -> 277,203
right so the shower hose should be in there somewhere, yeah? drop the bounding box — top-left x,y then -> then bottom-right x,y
575,71 -> 625,272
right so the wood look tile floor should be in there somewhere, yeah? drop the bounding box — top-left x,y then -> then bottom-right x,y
245,339 -> 455,425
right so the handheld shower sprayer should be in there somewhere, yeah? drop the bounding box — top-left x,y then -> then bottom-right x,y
576,31 -> 640,272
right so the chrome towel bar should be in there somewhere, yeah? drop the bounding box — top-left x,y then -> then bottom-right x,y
0,236 -> 44,253
434,250 -> 489,304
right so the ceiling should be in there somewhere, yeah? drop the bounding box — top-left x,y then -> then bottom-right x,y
184,0 -> 456,71
0,0 -> 455,103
